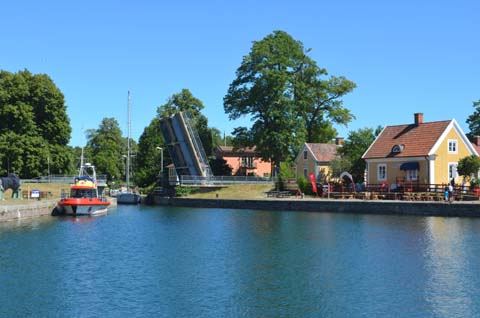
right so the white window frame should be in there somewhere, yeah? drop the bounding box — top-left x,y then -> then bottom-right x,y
406,169 -> 418,181
303,150 -> 308,160
303,168 -> 308,178
448,139 -> 458,154
448,162 -> 458,181
377,164 -> 387,181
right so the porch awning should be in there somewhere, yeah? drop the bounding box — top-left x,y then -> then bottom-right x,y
400,162 -> 419,171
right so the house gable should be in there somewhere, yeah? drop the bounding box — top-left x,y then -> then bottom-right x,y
294,144 -> 312,164
429,119 -> 478,157
295,142 -> 340,181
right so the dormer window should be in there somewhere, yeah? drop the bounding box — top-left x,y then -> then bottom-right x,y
392,144 -> 404,153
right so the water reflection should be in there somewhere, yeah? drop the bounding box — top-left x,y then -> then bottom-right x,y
2,207 -> 480,317
424,217 -> 479,317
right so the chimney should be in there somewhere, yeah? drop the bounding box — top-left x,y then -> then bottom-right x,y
414,113 -> 424,125
335,137 -> 344,146
475,136 -> 480,146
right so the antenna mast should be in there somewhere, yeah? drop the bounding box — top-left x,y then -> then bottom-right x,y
126,91 -> 131,190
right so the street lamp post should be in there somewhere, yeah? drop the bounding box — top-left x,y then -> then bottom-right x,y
156,147 -> 164,175
47,156 -> 50,182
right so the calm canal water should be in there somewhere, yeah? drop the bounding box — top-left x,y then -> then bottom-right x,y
1,205 -> 480,317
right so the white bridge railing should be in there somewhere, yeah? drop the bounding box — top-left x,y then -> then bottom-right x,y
179,175 -> 274,186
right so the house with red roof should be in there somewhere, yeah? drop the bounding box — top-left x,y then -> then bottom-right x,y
362,113 -> 478,187
294,138 -> 343,182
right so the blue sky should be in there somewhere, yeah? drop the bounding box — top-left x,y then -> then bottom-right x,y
2,0 -> 479,147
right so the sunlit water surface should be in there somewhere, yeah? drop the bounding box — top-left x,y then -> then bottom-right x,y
1,205 -> 480,317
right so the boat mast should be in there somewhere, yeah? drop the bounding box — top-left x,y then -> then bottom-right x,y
126,91 -> 131,191
79,129 -> 85,176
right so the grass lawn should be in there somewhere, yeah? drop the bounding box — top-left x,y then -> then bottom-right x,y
0,182 -> 277,204
184,184 -> 275,199
0,182 -> 70,204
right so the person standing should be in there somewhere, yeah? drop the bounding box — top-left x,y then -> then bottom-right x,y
448,183 -> 454,202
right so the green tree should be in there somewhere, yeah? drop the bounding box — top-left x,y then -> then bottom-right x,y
86,118 -> 124,181
457,155 -> 480,182
29,73 -> 71,145
209,157 -> 233,176
0,70 -> 72,178
337,126 -> 381,183
224,30 -> 355,168
135,118 -> 166,187
295,62 -> 356,143
330,157 -> 352,180
466,99 -> 480,140
48,144 -> 75,175
211,128 -> 233,148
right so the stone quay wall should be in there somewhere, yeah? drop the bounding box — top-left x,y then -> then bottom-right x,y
0,200 -> 58,222
153,197 -> 480,218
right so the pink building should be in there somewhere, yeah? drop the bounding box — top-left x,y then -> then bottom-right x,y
214,146 -> 272,177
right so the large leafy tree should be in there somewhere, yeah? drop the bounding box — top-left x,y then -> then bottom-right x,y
86,118 -> 124,181
0,69 -> 73,177
466,99 -> 480,140
224,30 -> 355,167
336,126 -> 382,182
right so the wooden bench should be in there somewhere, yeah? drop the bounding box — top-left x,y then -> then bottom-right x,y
22,190 -> 53,199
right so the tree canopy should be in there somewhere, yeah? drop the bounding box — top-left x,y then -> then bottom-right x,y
86,117 -> 126,181
466,99 -> 480,140
0,69 -> 74,177
335,126 -> 382,182
457,155 -> 480,182
224,30 -> 356,166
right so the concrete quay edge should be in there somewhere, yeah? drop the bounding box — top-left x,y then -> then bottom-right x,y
153,197 -> 480,218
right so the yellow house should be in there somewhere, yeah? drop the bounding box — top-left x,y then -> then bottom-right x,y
362,113 -> 478,187
295,139 -> 343,182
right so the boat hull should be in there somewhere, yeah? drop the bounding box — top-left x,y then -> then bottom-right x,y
58,198 -> 110,216
117,192 -> 141,204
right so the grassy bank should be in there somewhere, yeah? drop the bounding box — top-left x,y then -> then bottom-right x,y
183,184 -> 275,199
0,182 -> 70,205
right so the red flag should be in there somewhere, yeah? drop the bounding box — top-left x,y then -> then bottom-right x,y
308,172 -> 318,193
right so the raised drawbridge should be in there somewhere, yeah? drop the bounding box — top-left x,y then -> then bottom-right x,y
159,111 -> 212,182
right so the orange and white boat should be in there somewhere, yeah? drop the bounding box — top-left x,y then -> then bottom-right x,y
56,161 -> 110,216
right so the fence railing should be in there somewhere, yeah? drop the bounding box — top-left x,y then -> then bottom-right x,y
179,175 -> 274,185
21,174 -> 108,185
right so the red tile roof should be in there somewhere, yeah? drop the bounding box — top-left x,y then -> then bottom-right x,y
363,120 -> 451,159
306,143 -> 340,162
472,143 -> 480,155
214,146 -> 258,155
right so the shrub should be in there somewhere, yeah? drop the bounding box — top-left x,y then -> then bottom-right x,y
297,176 -> 309,193
175,186 -> 199,197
